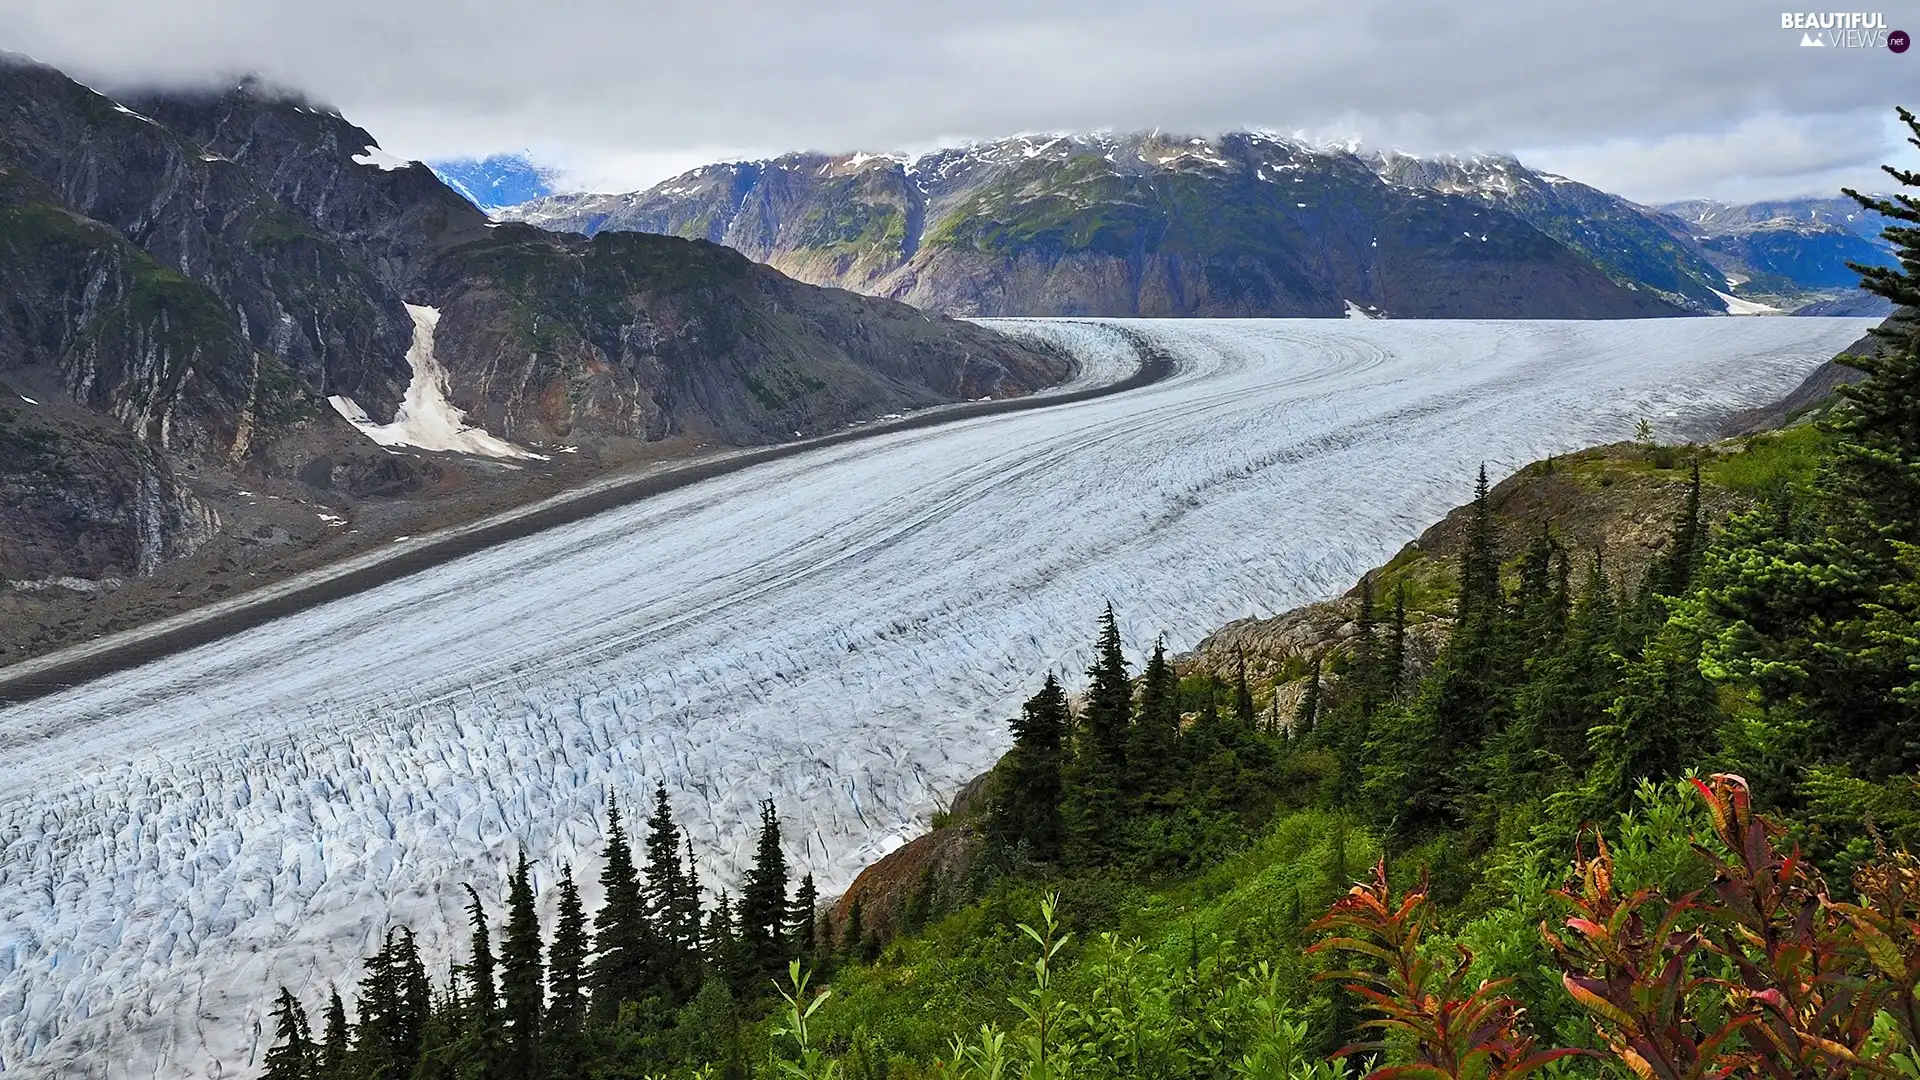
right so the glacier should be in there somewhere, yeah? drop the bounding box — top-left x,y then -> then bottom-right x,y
0,317 -> 1880,1078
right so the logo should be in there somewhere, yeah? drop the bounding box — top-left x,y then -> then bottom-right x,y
1781,11 -> 1896,48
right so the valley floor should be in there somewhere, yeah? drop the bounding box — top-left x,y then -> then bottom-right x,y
0,317 -> 1875,1079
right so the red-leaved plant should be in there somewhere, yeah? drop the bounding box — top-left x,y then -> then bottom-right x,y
1308,861 -> 1588,1080
1546,774 -> 1916,1080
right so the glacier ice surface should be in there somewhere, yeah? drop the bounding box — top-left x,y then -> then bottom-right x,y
0,317 -> 1879,1078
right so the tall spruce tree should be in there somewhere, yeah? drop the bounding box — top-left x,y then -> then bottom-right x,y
991,673 -> 1070,862
590,796 -> 657,1020
501,855 -> 543,1079
1294,657 -> 1321,737
1682,127 -> 1920,779
1658,460 -> 1705,598
790,872 -> 820,963
642,784 -> 698,997
355,928 -> 429,1080
1386,582 -> 1409,701
1065,605 -> 1133,866
1127,639 -> 1182,796
262,987 -> 314,1080
546,868 -> 588,1049
1460,465 -> 1501,621
841,894 -> 865,960
460,887 -> 502,1080
1353,576 -> 1379,718
706,892 -> 736,963
320,987 -> 349,1080
1233,650 -> 1256,728
737,800 -> 791,986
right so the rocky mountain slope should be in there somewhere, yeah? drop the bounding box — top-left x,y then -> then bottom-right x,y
0,55 -> 1068,627
507,137 -> 1905,321
502,133 -> 1691,320
1660,196 -> 1897,313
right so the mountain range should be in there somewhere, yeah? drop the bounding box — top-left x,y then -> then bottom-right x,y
499,134 -> 1898,319
0,55 -> 1069,630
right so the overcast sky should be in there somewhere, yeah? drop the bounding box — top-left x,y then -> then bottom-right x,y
2,0 -> 1913,202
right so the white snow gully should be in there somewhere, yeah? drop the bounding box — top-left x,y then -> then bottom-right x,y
328,305 -> 546,461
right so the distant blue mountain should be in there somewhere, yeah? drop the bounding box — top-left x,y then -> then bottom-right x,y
429,153 -> 560,212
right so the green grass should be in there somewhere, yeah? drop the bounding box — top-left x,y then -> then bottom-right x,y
1708,423 -> 1828,492
808,808 -> 1374,1075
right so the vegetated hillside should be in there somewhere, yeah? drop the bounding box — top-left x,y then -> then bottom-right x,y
248,124 -> 1920,1079
504,133 -> 1691,319
0,54 -> 1067,637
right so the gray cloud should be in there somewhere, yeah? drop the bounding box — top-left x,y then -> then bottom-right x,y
2,0 -> 1912,200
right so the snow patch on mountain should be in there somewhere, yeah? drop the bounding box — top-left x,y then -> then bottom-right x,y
327,305 -> 546,459
1712,289 -> 1784,316
351,142 -> 411,171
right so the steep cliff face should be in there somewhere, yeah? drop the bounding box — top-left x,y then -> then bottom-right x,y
0,55 -> 1072,597
0,60 -> 417,419
128,81 -> 494,293
506,133 -> 1691,319
0,390 -> 218,584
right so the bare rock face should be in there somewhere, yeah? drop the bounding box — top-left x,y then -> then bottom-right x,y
0,392 -> 218,582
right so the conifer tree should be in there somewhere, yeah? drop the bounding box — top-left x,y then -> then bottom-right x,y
1084,603 -> 1133,767
394,929 -> 431,1076
1065,606 -> 1133,866
1587,619 -> 1720,808
679,831 -> 705,959
1294,657 -> 1321,737
1459,465 -> 1501,623
263,987 -> 314,1080
992,673 -> 1070,861
706,892 -> 736,961
546,868 -> 588,1047
1684,112 -> 1920,780
590,796 -> 656,1020
355,928 -> 428,1080
320,987 -> 349,1080
1386,582 -> 1408,701
460,887 -> 501,1080
737,800 -> 791,984
1128,638 -> 1182,795
1658,459 -> 1704,598
842,894 -> 865,960
1353,575 -> 1379,718
642,784 -> 698,997
501,855 -> 543,1079
1233,649 -> 1256,728
790,872 -> 819,962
